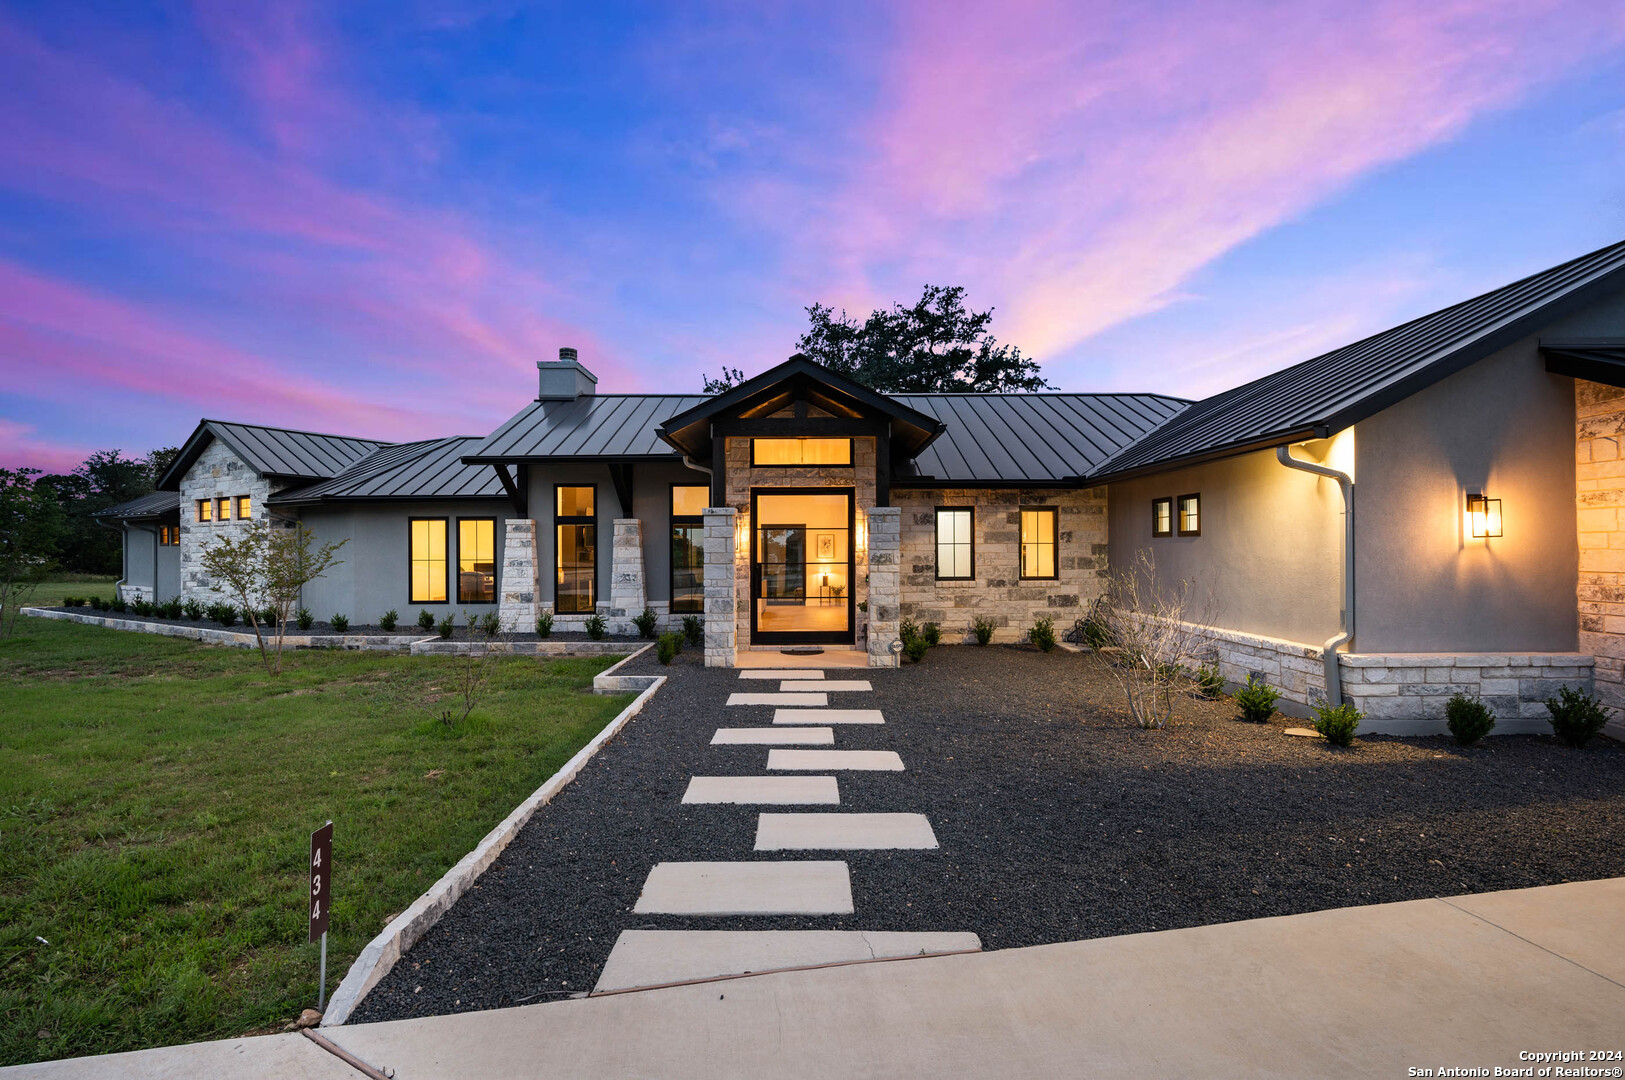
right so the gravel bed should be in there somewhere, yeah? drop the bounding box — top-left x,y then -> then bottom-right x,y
350,646 -> 1625,1023
36,608 -> 646,642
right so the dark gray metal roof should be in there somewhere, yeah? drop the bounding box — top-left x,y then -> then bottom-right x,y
891,393 -> 1189,484
158,420 -> 385,489
464,395 -> 708,462
92,490 -> 181,519
1541,339 -> 1625,387
1095,238 -> 1625,480
270,438 -> 506,504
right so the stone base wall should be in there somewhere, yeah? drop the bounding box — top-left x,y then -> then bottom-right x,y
893,487 -> 1108,644
865,506 -> 900,668
1183,623 -> 1329,710
497,519 -> 540,633
606,518 -> 647,635
703,507 -> 738,666
1575,378 -> 1625,713
1340,653 -> 1594,734
117,583 -> 155,603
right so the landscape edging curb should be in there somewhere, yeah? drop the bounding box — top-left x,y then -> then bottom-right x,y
320,673 -> 667,1026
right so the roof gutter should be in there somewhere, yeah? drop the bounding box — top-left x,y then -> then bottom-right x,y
1274,444 -> 1354,707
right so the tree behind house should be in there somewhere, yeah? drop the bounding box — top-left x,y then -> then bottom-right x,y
198,521 -> 347,674
0,468 -> 65,638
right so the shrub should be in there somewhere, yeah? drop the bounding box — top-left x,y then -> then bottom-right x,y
899,617 -> 919,645
1234,676 -> 1279,722
585,613 -> 607,640
1080,607 -> 1112,649
903,635 -> 930,663
160,597 -> 182,619
922,621 -> 941,647
681,614 -> 703,647
1195,662 -> 1225,699
207,602 -> 236,626
535,611 -> 554,638
61,596 -> 78,607
633,606 -> 659,639
479,611 -> 502,638
295,608 -> 315,632
1545,686 -> 1609,748
90,596 -> 109,611
436,614 -> 453,640
1028,615 -> 1056,652
1313,701 -> 1363,747
1445,693 -> 1496,747
657,631 -> 683,665
972,615 -> 995,645
330,614 -> 350,632
256,604 -> 278,628
417,609 -> 435,631
131,598 -> 153,617
379,609 -> 398,631
183,598 -> 203,620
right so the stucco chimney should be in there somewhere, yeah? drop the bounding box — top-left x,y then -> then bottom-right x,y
537,346 -> 598,401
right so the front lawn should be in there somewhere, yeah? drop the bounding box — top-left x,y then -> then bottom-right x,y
0,616 -> 632,1066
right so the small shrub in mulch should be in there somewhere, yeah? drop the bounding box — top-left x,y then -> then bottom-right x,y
1546,686 -> 1609,748
1234,676 -> 1278,722
1195,662 -> 1225,699
417,609 -> 436,631
922,622 -> 942,647
536,611 -> 554,638
183,598 -> 204,620
585,614 -> 607,641
379,609 -> 399,631
296,608 -> 315,632
1313,702 -> 1363,747
331,614 -> 351,633
1445,692 -> 1495,746
973,615 -> 995,645
1028,616 -> 1057,652
633,607 -> 658,639
436,615 -> 452,640
903,636 -> 930,663
681,614 -> 703,647
657,631 -> 683,665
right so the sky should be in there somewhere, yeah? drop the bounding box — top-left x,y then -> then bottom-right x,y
2,0 -> 1625,473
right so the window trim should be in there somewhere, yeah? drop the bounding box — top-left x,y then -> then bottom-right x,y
216,496 -> 232,521
455,516 -> 498,605
196,499 -> 213,523
749,437 -> 854,468
408,516 -> 450,605
236,495 -> 252,520
1151,496 -> 1173,538
934,505 -> 976,581
553,483 -> 598,614
669,482 -> 709,615
1176,493 -> 1201,537
1018,505 -> 1060,581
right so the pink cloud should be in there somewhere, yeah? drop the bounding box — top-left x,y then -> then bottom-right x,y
0,419 -> 96,474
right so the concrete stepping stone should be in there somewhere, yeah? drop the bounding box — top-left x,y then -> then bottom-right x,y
727,692 -> 828,707
593,929 -> 982,992
781,680 -> 871,692
682,776 -> 840,804
773,708 -> 885,725
711,727 -> 836,746
755,812 -> 938,851
633,861 -> 853,915
767,749 -> 904,771
739,669 -> 824,680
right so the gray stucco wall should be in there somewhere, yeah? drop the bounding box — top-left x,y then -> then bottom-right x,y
122,524 -> 156,593
1107,444 -> 1344,645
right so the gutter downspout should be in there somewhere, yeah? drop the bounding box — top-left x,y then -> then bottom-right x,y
1275,445 -> 1354,707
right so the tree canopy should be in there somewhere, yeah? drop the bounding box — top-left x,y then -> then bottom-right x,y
702,285 -> 1052,395
29,447 -> 178,574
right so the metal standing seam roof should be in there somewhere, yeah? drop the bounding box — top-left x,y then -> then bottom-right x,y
158,419 -> 386,489
91,490 -> 181,519
270,438 -> 506,503
1094,238 -> 1625,479
463,395 -> 709,461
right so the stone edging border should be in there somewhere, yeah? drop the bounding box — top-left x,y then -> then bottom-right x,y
20,607 -> 430,650
320,673 -> 668,1026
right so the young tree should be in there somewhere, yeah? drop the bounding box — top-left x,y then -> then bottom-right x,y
0,468 -> 64,638
1092,550 -> 1215,729
199,521 -> 346,673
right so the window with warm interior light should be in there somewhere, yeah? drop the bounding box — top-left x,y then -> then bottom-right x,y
1152,497 -> 1172,537
750,438 -> 852,466
236,495 -> 251,520
216,497 -> 231,521
1177,494 -> 1201,536
556,485 -> 596,613
1019,507 -> 1057,579
671,485 -> 708,613
457,518 -> 496,603
409,518 -> 448,603
935,507 -> 974,580
196,499 -> 212,523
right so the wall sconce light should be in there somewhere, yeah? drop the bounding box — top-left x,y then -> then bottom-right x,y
1466,493 -> 1502,538
854,515 -> 867,555
735,514 -> 750,558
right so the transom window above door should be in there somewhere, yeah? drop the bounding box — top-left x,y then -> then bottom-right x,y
750,438 -> 852,466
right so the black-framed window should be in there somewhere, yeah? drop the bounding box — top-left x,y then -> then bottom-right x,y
555,485 -> 596,614
216,496 -> 232,521
159,525 -> 178,546
1019,507 -> 1058,580
236,495 -> 252,520
410,518 -> 449,603
1152,497 -> 1173,537
750,437 -> 853,467
670,484 -> 708,614
457,518 -> 497,604
1177,493 -> 1201,537
935,507 -> 974,580
196,499 -> 213,523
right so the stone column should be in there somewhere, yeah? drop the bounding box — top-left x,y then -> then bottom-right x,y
608,518 -> 647,635
497,519 -> 540,633
865,506 -> 901,668
703,507 -> 738,667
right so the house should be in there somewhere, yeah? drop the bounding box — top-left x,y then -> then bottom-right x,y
96,240 -> 1625,734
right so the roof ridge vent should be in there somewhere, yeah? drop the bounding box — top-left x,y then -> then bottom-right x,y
538,346 -> 598,401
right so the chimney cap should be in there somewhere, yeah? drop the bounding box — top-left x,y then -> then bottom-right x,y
559,346 -> 578,362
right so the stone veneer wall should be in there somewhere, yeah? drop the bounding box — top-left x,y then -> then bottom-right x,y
1575,378 -> 1625,713
497,519 -> 539,632
606,518 -> 647,635
865,507 -> 900,667
703,507 -> 738,666
891,487 -> 1108,644
178,440 -> 278,602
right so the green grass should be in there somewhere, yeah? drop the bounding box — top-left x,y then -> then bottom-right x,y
10,578 -> 120,611
0,615 -> 632,1066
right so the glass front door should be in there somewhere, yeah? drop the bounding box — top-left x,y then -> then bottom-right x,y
751,490 -> 852,643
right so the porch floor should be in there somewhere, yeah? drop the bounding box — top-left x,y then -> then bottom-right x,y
734,648 -> 870,668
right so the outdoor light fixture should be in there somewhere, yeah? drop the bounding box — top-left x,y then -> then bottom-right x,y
1466,493 -> 1502,538
735,514 -> 750,558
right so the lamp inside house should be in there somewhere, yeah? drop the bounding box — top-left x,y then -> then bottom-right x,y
1466,493 -> 1502,538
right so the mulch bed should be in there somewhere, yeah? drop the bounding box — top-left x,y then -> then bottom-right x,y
37,608 -> 646,642
350,646 -> 1625,1023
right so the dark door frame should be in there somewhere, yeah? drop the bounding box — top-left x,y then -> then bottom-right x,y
749,486 -> 855,646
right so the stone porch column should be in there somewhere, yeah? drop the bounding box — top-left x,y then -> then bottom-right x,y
865,506 -> 901,668
608,518 -> 647,635
497,519 -> 540,633
703,507 -> 738,667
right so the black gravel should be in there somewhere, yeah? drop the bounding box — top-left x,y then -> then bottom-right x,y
351,646 -> 1625,1022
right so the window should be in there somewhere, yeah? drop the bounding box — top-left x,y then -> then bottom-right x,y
216,497 -> 232,521
236,495 -> 252,520
750,438 -> 852,466
555,485 -> 596,614
1151,497 -> 1172,537
1019,507 -> 1058,579
159,525 -> 178,546
670,485 -> 708,614
1177,493 -> 1201,537
935,507 -> 974,580
410,518 -> 448,603
196,499 -> 213,523
457,518 -> 496,604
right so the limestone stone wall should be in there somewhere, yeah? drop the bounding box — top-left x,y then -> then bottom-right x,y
178,440 -> 277,602
892,487 -> 1108,644
607,518 -> 647,635
1575,378 -> 1625,712
865,507 -> 900,668
497,519 -> 540,632
1340,653 -> 1593,734
703,507 -> 738,666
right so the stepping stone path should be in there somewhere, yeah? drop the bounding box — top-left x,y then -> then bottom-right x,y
609,664 -> 980,993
